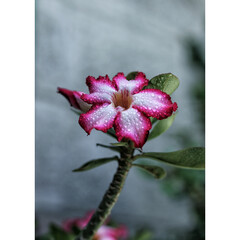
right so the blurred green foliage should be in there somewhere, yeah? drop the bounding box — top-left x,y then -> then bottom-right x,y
36,223 -> 76,240
135,37 -> 205,240
161,38 -> 205,240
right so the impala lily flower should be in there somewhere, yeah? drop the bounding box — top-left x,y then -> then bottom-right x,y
62,211 -> 128,240
58,72 -> 177,148
57,87 -> 91,113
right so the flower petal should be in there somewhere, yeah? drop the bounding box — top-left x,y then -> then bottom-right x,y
114,108 -> 152,148
79,103 -> 118,134
58,87 -> 91,112
97,225 -> 128,239
132,89 -> 178,120
81,92 -> 113,104
86,75 -> 117,94
83,75 -> 117,104
113,225 -> 128,238
57,87 -> 81,109
62,211 -> 94,232
112,72 -> 149,94
72,92 -> 92,112
98,237 -> 115,240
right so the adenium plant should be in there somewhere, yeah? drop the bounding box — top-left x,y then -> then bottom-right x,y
58,71 -> 205,240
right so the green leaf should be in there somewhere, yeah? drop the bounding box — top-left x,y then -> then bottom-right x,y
133,229 -> 153,240
97,143 -> 122,153
111,142 -> 128,147
148,114 -> 176,140
133,163 -> 166,179
126,71 -> 139,80
73,156 -> 118,172
150,117 -> 158,125
144,73 -> 180,95
136,147 -> 205,169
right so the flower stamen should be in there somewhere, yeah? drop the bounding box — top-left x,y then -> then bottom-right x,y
112,90 -> 133,110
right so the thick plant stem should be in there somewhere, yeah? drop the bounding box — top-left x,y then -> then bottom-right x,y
76,145 -> 134,240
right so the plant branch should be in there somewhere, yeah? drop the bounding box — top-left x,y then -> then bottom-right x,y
76,143 -> 134,240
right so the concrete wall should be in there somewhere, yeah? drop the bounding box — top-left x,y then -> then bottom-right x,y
36,0 -> 204,238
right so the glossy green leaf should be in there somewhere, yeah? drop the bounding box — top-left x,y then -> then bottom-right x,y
136,147 -> 205,169
148,114 -> 176,140
126,71 -> 139,80
73,156 -> 118,172
133,163 -> 166,179
144,73 -> 180,95
97,143 -> 122,153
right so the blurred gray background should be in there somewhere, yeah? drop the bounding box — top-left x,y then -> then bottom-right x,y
36,0 -> 204,238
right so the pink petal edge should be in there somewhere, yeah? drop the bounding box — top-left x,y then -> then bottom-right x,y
132,89 -> 178,120
57,87 -> 82,110
86,75 -> 117,94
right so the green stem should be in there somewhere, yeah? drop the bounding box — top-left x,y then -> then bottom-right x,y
76,144 -> 134,240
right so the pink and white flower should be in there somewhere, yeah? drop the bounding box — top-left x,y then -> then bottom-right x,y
62,211 -> 128,240
58,72 -> 177,148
